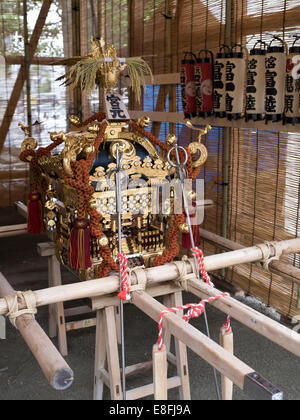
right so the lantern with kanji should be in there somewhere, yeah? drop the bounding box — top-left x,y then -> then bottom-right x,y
180,52 -> 197,119
245,41 -> 267,122
225,45 -> 246,121
194,50 -> 214,118
265,37 -> 287,123
285,36 -> 300,125
214,45 -> 229,118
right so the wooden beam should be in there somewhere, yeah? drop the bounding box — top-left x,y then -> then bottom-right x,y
5,56 -> 63,66
0,272 -> 73,391
131,291 -> 264,396
0,237 -> 300,316
188,278 -> 300,359
129,110 -> 300,135
0,0 -> 53,153
0,224 -> 27,238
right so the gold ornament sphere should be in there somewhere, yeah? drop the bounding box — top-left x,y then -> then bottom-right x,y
179,223 -> 190,234
166,134 -> 177,147
188,190 -> 197,201
99,236 -> 109,247
69,115 -> 82,127
138,116 -> 151,128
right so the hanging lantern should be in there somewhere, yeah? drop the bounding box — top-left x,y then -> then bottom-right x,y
180,52 -> 197,119
214,45 -> 230,118
245,41 -> 267,122
284,36 -> 300,125
194,50 -> 214,118
225,44 -> 246,121
265,37 -> 287,123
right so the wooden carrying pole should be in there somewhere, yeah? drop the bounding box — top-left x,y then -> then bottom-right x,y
131,291 -> 282,400
0,238 -> 300,358
0,238 -> 299,316
199,228 -> 300,286
0,273 -> 73,391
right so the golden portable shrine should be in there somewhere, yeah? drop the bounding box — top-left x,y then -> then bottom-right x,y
18,38 -> 207,281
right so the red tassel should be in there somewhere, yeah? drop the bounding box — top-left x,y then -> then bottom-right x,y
182,224 -> 201,249
182,204 -> 201,249
27,192 -> 43,234
69,218 -> 92,269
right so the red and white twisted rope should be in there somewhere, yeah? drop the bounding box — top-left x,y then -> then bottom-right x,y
117,253 -> 131,301
156,247 -> 232,350
191,247 -> 214,287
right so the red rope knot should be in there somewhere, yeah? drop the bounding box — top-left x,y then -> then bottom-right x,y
182,303 -> 205,322
117,253 -> 131,301
191,247 -> 214,287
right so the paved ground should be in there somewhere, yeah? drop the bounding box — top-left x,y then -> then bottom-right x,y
0,206 -> 300,400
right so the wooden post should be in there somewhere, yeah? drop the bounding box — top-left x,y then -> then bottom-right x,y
153,344 -> 168,400
48,255 -> 68,357
0,0 -> 53,153
0,273 -> 73,391
171,292 -> 191,400
219,326 -> 234,400
104,306 -> 123,400
132,291 -> 253,391
94,309 -> 106,400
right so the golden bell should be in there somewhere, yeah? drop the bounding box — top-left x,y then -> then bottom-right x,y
69,115 -> 82,127
166,134 -> 177,147
179,223 -> 190,234
99,236 -> 109,247
138,116 -> 151,128
187,190 -> 197,201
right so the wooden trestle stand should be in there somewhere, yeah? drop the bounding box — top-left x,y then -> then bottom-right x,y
2,227 -> 300,399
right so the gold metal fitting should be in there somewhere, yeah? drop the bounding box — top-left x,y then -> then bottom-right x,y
166,134 -> 177,147
137,116 -> 151,128
87,122 -> 101,134
179,223 -> 190,234
69,115 -> 82,127
98,236 -> 109,247
187,190 -> 197,201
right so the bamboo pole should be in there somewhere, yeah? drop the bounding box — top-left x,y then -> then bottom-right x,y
23,0 -> 32,136
0,238 -> 299,360
199,228 -> 300,286
132,291 -> 282,399
188,278 -> 300,358
0,238 -> 299,317
0,273 -> 73,391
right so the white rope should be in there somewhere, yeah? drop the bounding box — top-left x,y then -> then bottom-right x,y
4,291 -> 37,329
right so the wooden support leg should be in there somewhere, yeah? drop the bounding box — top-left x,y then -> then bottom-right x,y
163,294 -> 172,353
49,255 -> 68,357
104,306 -> 123,400
220,326 -> 234,400
115,304 -> 121,345
94,309 -> 106,400
153,344 -> 168,400
171,291 -> 191,400
48,256 -> 57,339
